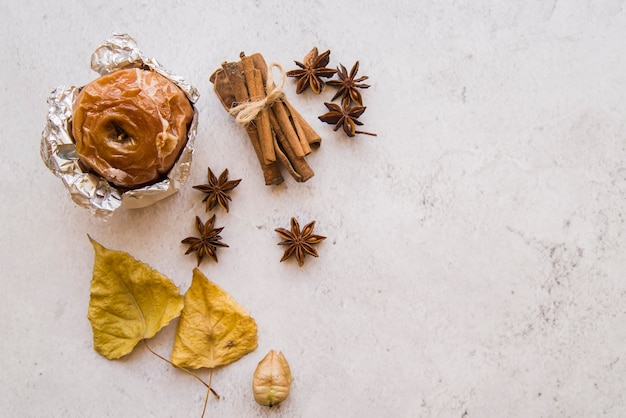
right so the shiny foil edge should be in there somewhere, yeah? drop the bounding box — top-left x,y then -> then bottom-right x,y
41,33 -> 200,219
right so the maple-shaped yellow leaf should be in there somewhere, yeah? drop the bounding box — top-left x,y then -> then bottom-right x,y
171,268 -> 258,369
87,236 -> 184,359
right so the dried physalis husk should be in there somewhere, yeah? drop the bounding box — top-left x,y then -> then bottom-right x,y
252,350 -> 292,407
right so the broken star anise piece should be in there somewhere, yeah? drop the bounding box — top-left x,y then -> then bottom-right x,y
326,61 -> 370,105
181,215 -> 229,266
193,167 -> 241,213
318,97 -> 377,137
286,47 -> 337,94
275,217 -> 326,267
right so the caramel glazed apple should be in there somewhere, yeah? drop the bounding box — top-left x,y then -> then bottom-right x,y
72,68 -> 194,189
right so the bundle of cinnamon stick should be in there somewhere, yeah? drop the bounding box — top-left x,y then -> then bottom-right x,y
210,52 -> 320,185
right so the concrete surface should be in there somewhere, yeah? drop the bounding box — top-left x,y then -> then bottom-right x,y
1,1 -> 626,417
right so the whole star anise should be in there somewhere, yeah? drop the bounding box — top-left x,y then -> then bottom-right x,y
286,47 -> 337,94
181,215 -> 229,266
275,217 -> 326,267
318,97 -> 377,137
193,167 -> 241,213
326,61 -> 370,105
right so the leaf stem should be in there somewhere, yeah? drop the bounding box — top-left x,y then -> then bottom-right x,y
143,339 -> 220,399
201,369 -> 213,418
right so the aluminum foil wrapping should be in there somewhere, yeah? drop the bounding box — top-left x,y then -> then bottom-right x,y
40,33 -> 200,219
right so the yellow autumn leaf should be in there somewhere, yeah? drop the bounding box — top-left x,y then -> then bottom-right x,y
87,236 -> 184,359
171,268 -> 258,369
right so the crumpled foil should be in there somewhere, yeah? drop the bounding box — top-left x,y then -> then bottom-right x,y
40,33 -> 200,219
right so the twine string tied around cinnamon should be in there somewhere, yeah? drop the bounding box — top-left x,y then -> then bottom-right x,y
228,62 -> 285,125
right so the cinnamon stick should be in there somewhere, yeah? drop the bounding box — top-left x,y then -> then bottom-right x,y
273,137 -> 301,182
221,61 -> 247,104
271,101 -> 306,158
255,70 -> 275,163
250,53 -> 270,85
215,62 -> 283,185
268,109 -> 314,182
240,54 -> 275,165
281,102 -> 311,155
209,69 -> 235,111
285,101 -> 321,149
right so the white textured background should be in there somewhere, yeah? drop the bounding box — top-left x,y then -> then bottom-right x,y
2,1 -> 626,417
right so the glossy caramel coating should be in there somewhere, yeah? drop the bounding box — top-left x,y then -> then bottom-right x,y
72,68 -> 194,188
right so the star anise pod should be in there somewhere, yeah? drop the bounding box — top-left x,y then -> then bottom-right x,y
318,97 -> 377,137
181,215 -> 229,266
193,167 -> 241,213
326,61 -> 370,105
286,47 -> 337,94
275,217 -> 326,267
